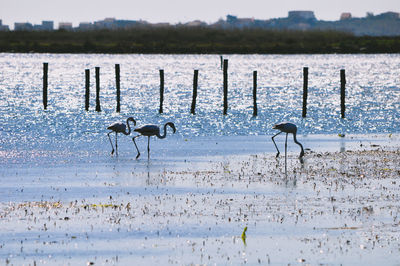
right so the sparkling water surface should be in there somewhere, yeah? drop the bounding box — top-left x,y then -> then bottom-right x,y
0,53 -> 399,164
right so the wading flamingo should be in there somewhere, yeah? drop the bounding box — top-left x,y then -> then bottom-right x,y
132,122 -> 176,159
107,117 -> 136,155
272,122 -> 304,158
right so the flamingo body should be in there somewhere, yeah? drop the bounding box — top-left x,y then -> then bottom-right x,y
132,122 -> 176,159
273,122 -> 297,134
107,117 -> 136,155
107,122 -> 128,133
134,125 -> 161,137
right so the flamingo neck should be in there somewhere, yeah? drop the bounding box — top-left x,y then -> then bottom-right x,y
123,118 -> 133,135
293,133 -> 304,156
156,124 -> 168,139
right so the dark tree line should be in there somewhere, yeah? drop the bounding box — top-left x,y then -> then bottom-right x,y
1,27 -> 399,54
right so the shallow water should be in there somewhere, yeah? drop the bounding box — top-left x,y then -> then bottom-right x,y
0,54 -> 399,155
1,149 -> 399,265
1,54 -> 400,265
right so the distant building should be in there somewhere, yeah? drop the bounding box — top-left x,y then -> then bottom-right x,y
94,18 -> 116,29
113,20 -> 142,29
0,19 -> 10,31
92,18 -> 143,30
59,22 -> 73,30
225,15 -> 255,28
185,20 -> 207,27
340,13 -> 352,20
33,21 -> 54,31
226,15 -> 238,24
151,23 -> 170,28
376,12 -> 400,19
3,11 -> 400,35
78,22 -> 94,30
41,21 -> 54,31
14,22 -> 33,31
288,11 -> 316,21
236,18 -> 255,28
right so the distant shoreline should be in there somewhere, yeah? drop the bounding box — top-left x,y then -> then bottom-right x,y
1,28 -> 400,54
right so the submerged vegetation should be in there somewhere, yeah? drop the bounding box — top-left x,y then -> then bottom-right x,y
1,27 -> 400,54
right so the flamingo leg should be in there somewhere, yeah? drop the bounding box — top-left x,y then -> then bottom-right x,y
115,132 -> 118,156
132,135 -> 141,159
272,131 -> 282,157
147,136 -> 150,160
107,132 -> 115,155
285,133 -> 288,174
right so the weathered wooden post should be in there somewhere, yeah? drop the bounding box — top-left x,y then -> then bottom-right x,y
115,64 -> 121,113
302,67 -> 308,118
43,62 -> 48,110
253,70 -> 258,116
95,67 -> 101,112
85,69 -> 90,111
223,59 -> 228,115
340,69 -> 346,118
191,69 -> 199,114
159,69 -> 164,114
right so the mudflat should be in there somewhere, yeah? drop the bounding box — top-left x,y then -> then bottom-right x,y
1,144 -> 399,265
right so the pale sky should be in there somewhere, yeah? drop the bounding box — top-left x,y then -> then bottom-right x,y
1,0 -> 399,28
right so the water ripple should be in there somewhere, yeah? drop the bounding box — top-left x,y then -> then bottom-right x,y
0,53 -> 399,156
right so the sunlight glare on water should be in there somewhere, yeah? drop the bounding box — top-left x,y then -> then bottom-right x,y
0,53 -> 399,161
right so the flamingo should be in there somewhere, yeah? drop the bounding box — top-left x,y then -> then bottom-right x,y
107,117 -> 136,155
132,122 -> 176,159
272,122 -> 304,158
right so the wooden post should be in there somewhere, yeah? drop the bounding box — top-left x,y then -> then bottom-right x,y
115,64 -> 121,113
302,67 -> 308,118
340,69 -> 346,118
223,59 -> 228,115
253,71 -> 258,116
159,69 -> 164,114
191,69 -> 199,114
95,67 -> 101,112
85,69 -> 90,111
43,62 -> 48,110
220,55 -> 223,70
